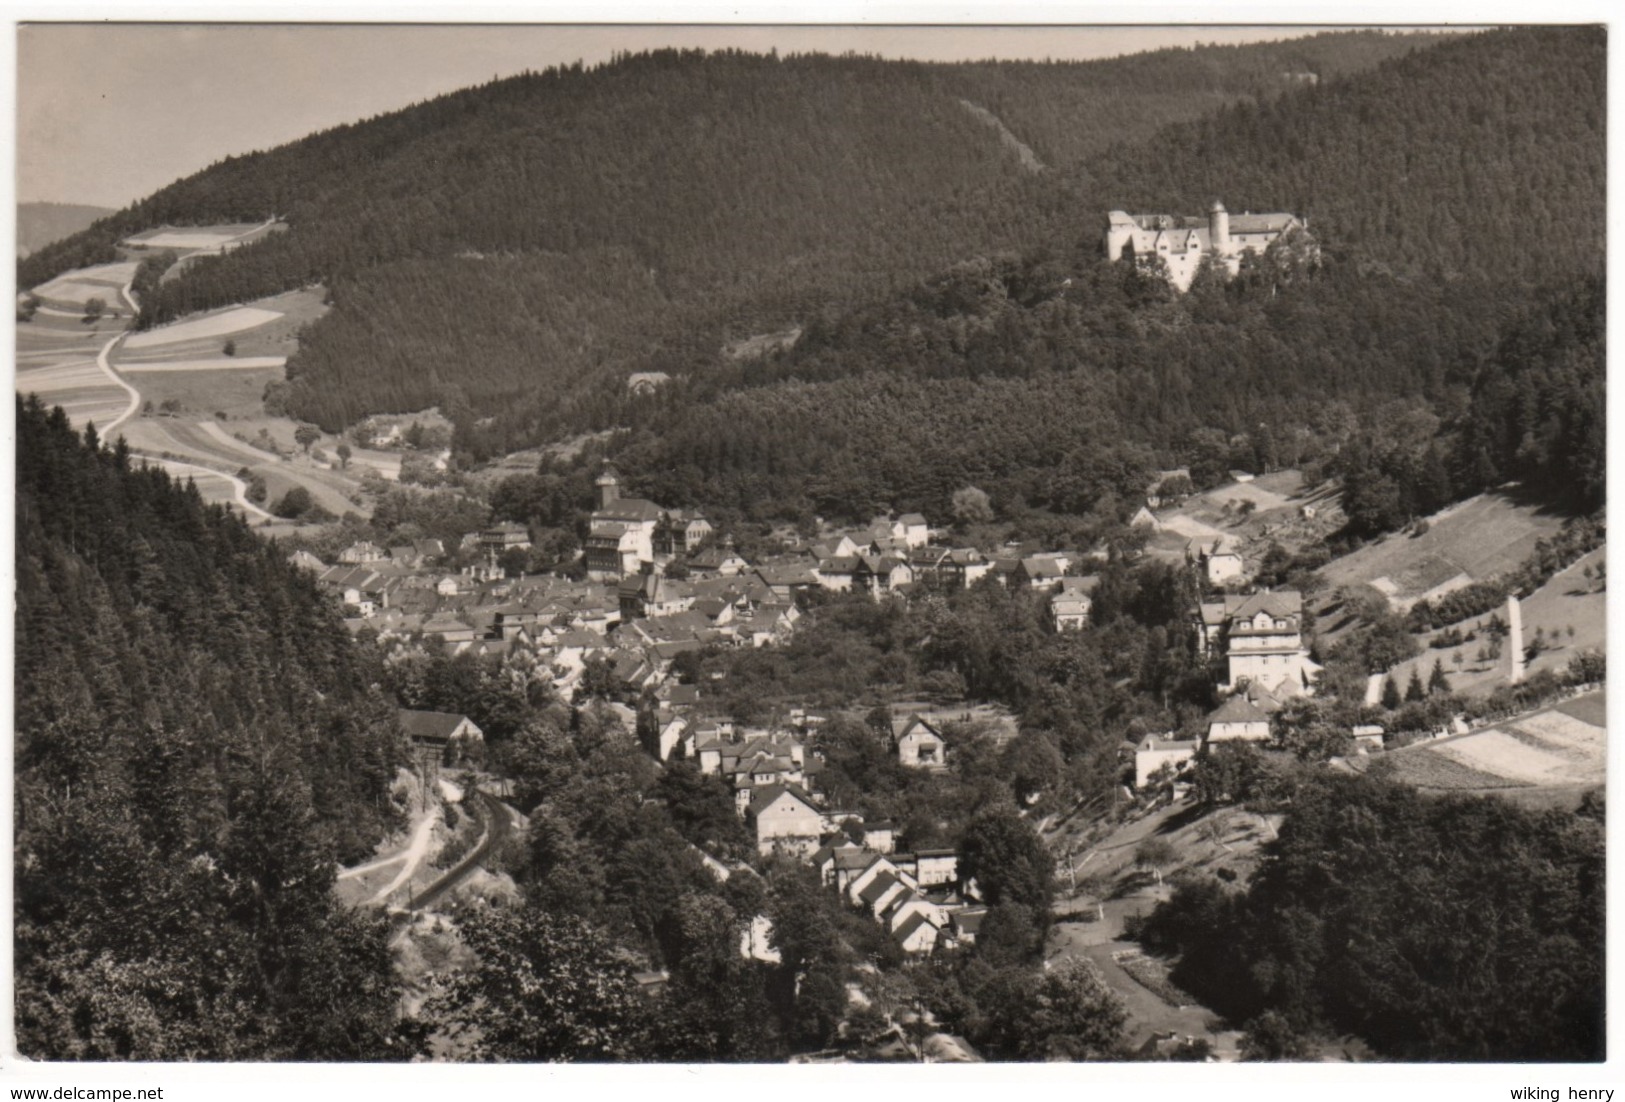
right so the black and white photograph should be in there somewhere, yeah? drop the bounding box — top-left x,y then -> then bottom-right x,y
4,8 -> 1614,1094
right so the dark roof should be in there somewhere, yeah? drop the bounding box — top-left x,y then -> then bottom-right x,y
897,715 -> 944,742
894,912 -> 935,943
1208,695 -> 1270,725
594,498 -> 664,523
1229,212 -> 1299,233
952,909 -> 987,936
1227,590 -> 1303,620
398,709 -> 477,741
859,871 -> 901,905
748,783 -> 817,818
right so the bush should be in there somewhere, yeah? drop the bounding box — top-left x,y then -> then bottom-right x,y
272,486 -> 315,519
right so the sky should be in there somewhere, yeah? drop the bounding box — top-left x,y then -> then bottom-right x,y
16,22 -> 1378,209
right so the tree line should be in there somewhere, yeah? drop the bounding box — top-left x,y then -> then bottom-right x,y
14,397 -> 408,1058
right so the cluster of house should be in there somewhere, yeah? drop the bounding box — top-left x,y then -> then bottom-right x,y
648,705 -> 975,954
814,840 -> 982,955
300,469 -> 1124,710
1132,589 -> 1326,789
300,525 -> 802,702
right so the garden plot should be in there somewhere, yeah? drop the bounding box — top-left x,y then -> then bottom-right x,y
123,306 -> 283,349
1507,711 -> 1605,760
1373,692 -> 1605,793
1435,731 -> 1581,786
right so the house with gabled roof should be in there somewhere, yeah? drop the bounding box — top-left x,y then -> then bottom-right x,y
894,911 -> 941,954
897,513 -> 930,549
1190,536 -> 1246,586
288,549 -> 327,573
398,709 -> 484,779
338,540 -> 389,565
1051,576 -> 1098,631
479,521 -> 532,552
895,715 -> 947,770
655,510 -> 713,558
689,541 -> 750,578
845,853 -> 920,904
1206,695 -> 1271,743
1015,555 -> 1066,591
749,784 -> 825,857
1197,589 -> 1320,695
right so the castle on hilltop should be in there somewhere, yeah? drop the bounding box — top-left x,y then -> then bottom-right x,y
1105,200 -> 1309,291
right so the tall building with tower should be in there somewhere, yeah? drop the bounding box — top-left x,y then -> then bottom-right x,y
584,465 -> 711,581
1104,200 -> 1310,291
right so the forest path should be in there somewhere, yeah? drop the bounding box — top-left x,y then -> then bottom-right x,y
369,806 -> 444,903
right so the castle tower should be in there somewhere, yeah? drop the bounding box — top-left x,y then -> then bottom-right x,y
595,465 -> 620,510
1105,210 -> 1137,262
1209,199 -> 1230,255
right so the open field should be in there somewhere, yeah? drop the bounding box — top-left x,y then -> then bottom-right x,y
124,305 -> 284,348
1371,546 -> 1605,698
126,228 -> 257,250
16,311 -> 135,432
32,260 -> 140,308
121,365 -> 280,422
1317,491 -> 1570,610
1353,690 -> 1604,797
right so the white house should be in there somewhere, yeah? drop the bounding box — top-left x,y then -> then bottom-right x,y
749,784 -> 825,857
1205,695 -> 1272,743
895,715 -> 947,770
1134,734 -> 1201,788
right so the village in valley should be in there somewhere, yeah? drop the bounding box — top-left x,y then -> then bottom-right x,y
13,25 -> 1606,1070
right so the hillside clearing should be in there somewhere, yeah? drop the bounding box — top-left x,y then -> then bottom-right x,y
1371,546 -> 1605,698
1317,490 -> 1570,610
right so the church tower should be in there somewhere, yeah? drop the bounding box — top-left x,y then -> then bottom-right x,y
595,465 -> 621,510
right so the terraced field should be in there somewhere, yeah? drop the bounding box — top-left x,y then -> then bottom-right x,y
1355,691 -> 1604,798
16,286 -> 136,432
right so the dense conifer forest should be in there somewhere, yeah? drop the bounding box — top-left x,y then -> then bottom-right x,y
20,32 -> 1450,445
1140,772 -> 1605,1061
13,398 -> 407,1058
20,28 -> 1586,531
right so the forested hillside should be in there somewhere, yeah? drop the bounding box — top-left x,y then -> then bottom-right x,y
604,26 -> 1603,525
19,33 -> 1441,440
1141,772 -> 1604,1061
1085,26 -> 1605,285
13,397 -> 406,1059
